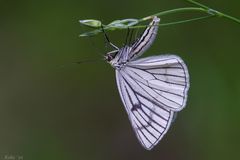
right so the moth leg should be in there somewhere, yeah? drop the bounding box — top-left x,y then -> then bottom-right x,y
101,25 -> 119,50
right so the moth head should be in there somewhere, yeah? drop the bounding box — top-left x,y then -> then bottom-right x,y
104,50 -> 118,62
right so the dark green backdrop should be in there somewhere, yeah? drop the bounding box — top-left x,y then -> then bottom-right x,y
0,0 -> 239,160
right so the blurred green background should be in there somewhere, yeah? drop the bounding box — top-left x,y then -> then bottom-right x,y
0,0 -> 239,159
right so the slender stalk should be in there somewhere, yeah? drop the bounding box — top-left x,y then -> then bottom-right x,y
220,12 -> 240,24
186,0 -> 209,9
131,15 -> 215,29
140,7 -> 207,21
186,0 -> 240,24
141,6 -> 240,24
79,0 -> 240,37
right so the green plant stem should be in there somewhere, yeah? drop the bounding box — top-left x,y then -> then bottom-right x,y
131,15 -> 214,29
140,7 -> 240,24
79,0 -> 240,37
208,9 -> 240,24
186,0 -> 240,24
140,7 -> 207,21
186,0 -> 209,9
79,15 -> 214,37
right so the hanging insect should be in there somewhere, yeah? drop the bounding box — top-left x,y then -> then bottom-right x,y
103,16 -> 190,150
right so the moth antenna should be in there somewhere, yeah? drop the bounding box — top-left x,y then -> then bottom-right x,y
132,28 -> 140,44
128,28 -> 134,45
125,27 -> 130,46
87,36 -> 105,57
74,58 -> 104,65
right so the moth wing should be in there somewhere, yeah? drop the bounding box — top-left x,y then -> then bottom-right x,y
125,55 -> 190,111
116,70 -> 174,150
128,16 -> 160,60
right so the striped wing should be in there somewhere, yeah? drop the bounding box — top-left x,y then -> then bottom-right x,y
116,70 -> 174,150
128,16 -> 160,60
126,55 -> 189,111
115,55 -> 189,150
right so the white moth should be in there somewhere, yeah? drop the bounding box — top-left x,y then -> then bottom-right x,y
104,16 -> 190,150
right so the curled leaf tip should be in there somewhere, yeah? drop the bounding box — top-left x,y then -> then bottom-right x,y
108,18 -> 139,28
79,29 -> 102,37
79,19 -> 102,28
142,16 -> 154,21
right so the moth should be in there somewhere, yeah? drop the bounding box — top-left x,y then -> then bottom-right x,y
104,16 -> 190,150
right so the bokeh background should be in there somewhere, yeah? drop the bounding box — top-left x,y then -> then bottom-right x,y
0,0 -> 239,160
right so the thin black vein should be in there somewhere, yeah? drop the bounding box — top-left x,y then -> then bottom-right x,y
123,81 -> 159,139
121,72 -> 172,111
126,70 -> 182,107
129,71 -> 185,105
